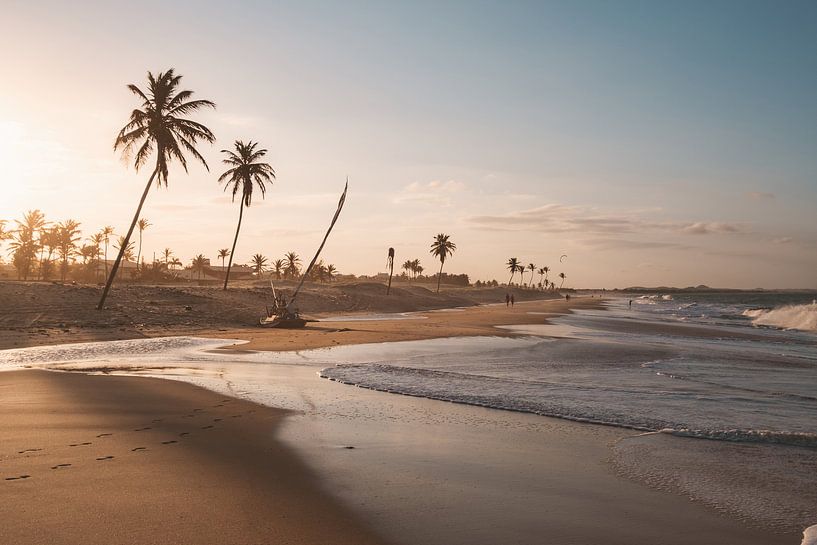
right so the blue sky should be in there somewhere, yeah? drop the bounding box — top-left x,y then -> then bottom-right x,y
1,1 -> 815,287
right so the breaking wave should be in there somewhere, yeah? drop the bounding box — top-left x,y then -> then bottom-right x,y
743,303 -> 817,332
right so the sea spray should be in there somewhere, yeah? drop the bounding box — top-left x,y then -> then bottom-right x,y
743,302 -> 817,332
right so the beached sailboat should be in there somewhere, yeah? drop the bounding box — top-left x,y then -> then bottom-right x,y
260,180 -> 348,328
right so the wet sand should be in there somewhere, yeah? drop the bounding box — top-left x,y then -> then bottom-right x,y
0,370 -> 389,545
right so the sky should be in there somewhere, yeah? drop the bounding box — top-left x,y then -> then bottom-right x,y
0,0 -> 815,288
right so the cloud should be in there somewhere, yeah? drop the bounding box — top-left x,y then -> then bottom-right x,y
466,203 -> 742,236
579,238 -> 693,251
773,236 -> 793,244
746,191 -> 775,200
394,180 -> 466,206
679,222 -> 740,235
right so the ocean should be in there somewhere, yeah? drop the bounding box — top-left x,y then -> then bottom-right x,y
0,292 -> 815,539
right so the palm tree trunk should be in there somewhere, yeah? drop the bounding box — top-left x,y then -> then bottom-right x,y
97,169 -> 157,310
387,261 -> 393,295
223,201 -> 244,290
508,272 -> 514,285
436,260 -> 444,293
136,230 -> 143,274
104,241 -> 109,280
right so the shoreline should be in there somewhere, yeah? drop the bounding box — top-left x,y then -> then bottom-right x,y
0,296 -> 804,544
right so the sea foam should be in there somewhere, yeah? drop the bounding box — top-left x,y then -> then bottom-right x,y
802,524 -> 817,545
743,302 -> 817,332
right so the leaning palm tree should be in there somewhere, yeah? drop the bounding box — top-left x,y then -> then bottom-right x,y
98,69 -> 215,310
217,248 -> 230,269
218,140 -> 276,290
527,263 -> 536,288
429,233 -> 456,293
506,258 -> 519,285
135,218 -> 151,272
250,253 -> 268,276
558,272 -> 566,289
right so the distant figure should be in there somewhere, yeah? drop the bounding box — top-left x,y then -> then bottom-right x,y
628,299 -> 633,309
565,294 -> 570,301
510,294 -> 515,307
505,293 -> 510,306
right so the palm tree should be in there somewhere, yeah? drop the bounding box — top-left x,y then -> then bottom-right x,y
402,260 -> 413,279
162,247 -> 173,269
537,267 -> 546,290
218,140 -> 276,290
9,210 -> 46,280
100,226 -> 115,279
191,254 -> 207,281
326,264 -> 337,282
272,259 -> 284,280
506,258 -> 519,285
527,263 -> 536,288
429,233 -> 456,293
217,248 -> 230,269
169,257 -> 182,271
113,236 -> 135,263
386,247 -> 395,295
251,253 -> 268,276
57,219 -> 82,281
98,69 -> 215,310
542,266 -> 550,288
558,272 -> 566,289
284,251 -> 301,279
38,226 -> 60,281
135,218 -> 151,272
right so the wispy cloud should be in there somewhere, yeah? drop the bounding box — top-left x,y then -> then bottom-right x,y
466,203 -> 742,236
746,191 -> 775,200
393,180 -> 466,207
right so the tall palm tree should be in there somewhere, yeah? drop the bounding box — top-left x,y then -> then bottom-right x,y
527,263 -> 536,288
429,233 -> 456,293
537,267 -> 546,290
89,233 -> 104,281
218,140 -> 276,290
191,254 -> 207,281
402,260 -> 413,279
251,253 -> 268,276
217,248 -> 230,269
98,69 -> 215,310
283,251 -> 300,279
542,266 -> 550,288
272,258 -> 284,280
9,210 -> 46,280
386,247 -> 395,295
135,218 -> 151,272
506,258 -> 519,285
558,272 -> 566,289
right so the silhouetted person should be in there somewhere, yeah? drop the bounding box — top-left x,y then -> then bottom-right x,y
510,294 -> 515,307
505,293 -> 510,306
629,299 -> 633,309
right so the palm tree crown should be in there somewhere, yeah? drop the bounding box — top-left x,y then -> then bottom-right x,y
114,69 -> 216,185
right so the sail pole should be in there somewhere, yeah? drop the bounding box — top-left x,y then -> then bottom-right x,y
287,179 -> 348,311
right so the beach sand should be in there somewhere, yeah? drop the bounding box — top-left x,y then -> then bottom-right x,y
0,293 -> 796,544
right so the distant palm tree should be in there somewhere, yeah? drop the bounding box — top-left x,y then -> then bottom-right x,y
191,254 -> 207,281
98,69 -> 215,310
537,267 -> 546,290
57,219 -> 82,281
402,259 -> 413,279
136,218 -> 151,272
429,233 -> 456,293
506,258 -> 519,285
251,253 -> 268,276
89,233 -> 105,281
326,264 -> 337,282
217,248 -> 230,269
9,210 -> 47,280
527,263 -> 536,288
218,140 -> 276,290
272,258 -> 284,280
169,257 -> 182,271
113,236 -> 135,263
542,266 -> 550,288
162,247 -> 173,269
283,251 -> 301,279
100,226 -> 115,279
558,272 -> 566,289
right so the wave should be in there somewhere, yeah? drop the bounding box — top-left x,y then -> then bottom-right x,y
803,525 -> 817,545
743,303 -> 817,332
662,428 -> 817,449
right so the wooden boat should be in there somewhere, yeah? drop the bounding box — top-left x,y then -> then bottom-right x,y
258,181 -> 348,329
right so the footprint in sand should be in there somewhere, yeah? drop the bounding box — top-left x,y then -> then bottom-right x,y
213,418 -> 222,422
96,433 -> 112,438
201,425 -> 214,430
230,415 -> 242,418
183,414 -> 196,418
50,463 -> 72,470
5,475 -> 31,481
134,427 -> 151,432
212,404 -> 224,408
17,448 -> 43,454
131,447 -> 147,452
96,456 -> 114,461
151,419 -> 163,423
192,408 -> 203,412
161,440 -> 177,445
179,432 -> 190,437
69,442 -> 92,447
